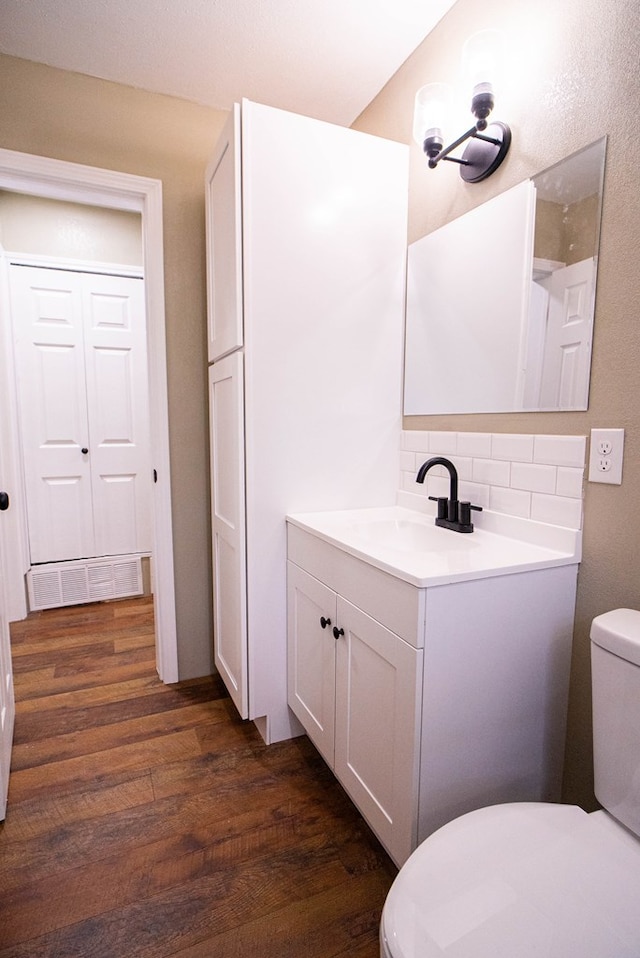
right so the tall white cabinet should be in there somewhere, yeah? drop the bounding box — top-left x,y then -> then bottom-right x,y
206,100 -> 408,743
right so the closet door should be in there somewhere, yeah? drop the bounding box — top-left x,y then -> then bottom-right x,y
10,265 -> 152,563
11,265 -> 94,562
83,273 -> 153,557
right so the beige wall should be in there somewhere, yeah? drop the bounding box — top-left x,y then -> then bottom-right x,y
0,53 -> 227,678
354,0 -> 640,807
0,192 -> 143,264
535,194 -> 599,266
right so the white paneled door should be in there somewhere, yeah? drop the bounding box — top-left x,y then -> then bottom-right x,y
538,257 -> 596,409
10,265 -> 153,564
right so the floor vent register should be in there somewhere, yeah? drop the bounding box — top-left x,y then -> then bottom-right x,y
27,555 -> 143,611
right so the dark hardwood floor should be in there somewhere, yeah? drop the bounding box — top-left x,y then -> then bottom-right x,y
0,596 -> 396,957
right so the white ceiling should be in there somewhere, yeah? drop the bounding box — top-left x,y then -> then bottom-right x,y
0,0 -> 458,126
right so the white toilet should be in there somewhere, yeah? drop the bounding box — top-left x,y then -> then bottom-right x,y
380,608 -> 640,957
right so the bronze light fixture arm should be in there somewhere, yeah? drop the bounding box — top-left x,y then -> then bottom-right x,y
424,119 -> 511,183
426,124 -> 482,168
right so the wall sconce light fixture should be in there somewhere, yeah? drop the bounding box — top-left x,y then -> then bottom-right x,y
413,30 -> 511,183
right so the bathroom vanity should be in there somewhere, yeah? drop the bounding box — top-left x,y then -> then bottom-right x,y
286,505 -> 580,866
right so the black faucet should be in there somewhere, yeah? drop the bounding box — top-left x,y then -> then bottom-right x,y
416,457 -> 482,533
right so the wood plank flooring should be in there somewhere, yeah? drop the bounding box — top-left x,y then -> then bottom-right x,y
0,596 -> 396,957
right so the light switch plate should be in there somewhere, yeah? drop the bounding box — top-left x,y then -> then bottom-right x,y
588,428 -> 624,484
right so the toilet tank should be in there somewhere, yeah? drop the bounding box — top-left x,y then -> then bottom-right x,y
591,608 -> 640,839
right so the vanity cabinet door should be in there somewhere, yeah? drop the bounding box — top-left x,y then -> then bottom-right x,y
334,597 -> 422,866
287,562 -> 336,766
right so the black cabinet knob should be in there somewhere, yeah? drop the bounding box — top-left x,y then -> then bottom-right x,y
81,447 -> 89,455
332,626 -> 345,640
320,616 -> 331,629
0,491 -> 9,511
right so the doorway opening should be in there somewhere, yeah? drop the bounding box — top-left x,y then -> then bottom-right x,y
0,147 -> 178,683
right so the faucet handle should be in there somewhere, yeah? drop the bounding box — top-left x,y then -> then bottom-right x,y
428,495 -> 448,519
459,501 -> 483,525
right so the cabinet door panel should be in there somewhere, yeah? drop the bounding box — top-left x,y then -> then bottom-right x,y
287,562 -> 336,765
335,597 -> 422,866
205,104 -> 243,362
209,354 -> 248,717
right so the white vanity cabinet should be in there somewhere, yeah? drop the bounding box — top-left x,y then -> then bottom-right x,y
288,561 -> 422,865
287,516 -> 579,867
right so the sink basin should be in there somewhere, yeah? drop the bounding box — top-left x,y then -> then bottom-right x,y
351,516 -> 474,553
286,505 -> 580,588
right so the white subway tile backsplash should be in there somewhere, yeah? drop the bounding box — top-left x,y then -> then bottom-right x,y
457,432 -> 492,458
472,457 -> 511,487
402,431 -> 429,452
511,461 -> 557,494
428,431 -> 458,455
489,485 -> 532,518
399,449 -> 417,472
454,456 -> 474,481
401,429 -> 586,530
556,467 -> 584,499
534,435 -> 586,467
491,434 -> 535,462
531,493 -> 583,530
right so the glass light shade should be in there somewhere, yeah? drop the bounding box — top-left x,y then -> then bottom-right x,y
462,29 -> 505,98
413,82 -> 453,148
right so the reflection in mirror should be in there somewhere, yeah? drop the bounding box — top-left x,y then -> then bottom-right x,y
403,137 -> 606,415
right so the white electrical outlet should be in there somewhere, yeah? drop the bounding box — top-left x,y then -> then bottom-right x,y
588,428 -> 624,484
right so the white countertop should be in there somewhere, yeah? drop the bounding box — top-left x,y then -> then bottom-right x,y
286,501 -> 581,588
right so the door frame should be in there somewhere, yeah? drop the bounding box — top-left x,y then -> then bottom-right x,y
0,147 -> 178,683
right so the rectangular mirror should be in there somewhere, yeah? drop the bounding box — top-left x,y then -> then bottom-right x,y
403,137 -> 606,415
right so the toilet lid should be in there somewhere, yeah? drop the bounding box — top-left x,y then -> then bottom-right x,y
382,803 -> 640,958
